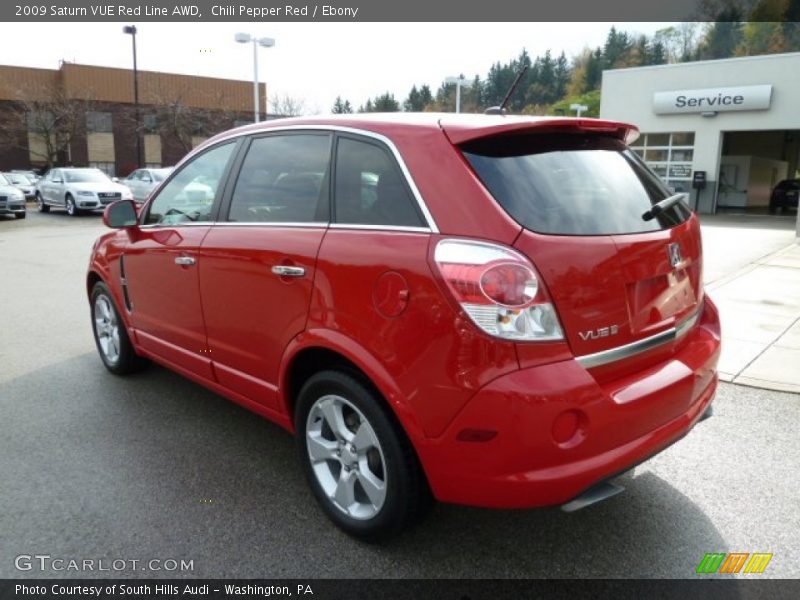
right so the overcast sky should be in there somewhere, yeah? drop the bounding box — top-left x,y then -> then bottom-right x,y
0,22 -> 672,112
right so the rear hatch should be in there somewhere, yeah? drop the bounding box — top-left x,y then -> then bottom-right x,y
445,120 -> 703,378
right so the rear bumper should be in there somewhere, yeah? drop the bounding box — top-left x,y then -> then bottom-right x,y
416,297 -> 721,509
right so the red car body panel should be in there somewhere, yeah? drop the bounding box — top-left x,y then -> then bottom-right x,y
88,113 -> 721,510
197,225 -> 326,410
124,226 -> 213,379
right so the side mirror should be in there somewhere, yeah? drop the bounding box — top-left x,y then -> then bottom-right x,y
112,177 -> 120,183
103,199 -> 138,229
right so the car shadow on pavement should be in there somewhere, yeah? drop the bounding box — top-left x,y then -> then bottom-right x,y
0,354 -> 733,579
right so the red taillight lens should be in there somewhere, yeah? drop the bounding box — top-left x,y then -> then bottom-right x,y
480,262 -> 537,307
434,239 -> 563,341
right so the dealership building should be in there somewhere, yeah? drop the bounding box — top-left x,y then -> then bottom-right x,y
601,51 -> 800,216
0,62 -> 264,176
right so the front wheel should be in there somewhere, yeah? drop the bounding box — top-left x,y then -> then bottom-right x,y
37,193 -> 49,213
65,194 -> 79,216
296,370 -> 431,541
91,282 -> 148,375
14,212 -> 26,219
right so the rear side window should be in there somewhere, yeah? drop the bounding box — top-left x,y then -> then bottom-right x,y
462,134 -> 691,235
334,137 -> 424,228
228,133 -> 331,223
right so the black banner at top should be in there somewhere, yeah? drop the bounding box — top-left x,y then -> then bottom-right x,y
2,0 -> 718,23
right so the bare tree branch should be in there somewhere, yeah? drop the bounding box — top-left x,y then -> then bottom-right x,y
0,77 -> 95,169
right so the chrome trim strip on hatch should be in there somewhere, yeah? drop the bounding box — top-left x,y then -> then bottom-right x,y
576,303 -> 704,369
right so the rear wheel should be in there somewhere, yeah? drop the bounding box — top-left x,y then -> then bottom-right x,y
295,370 -> 431,541
91,282 -> 148,375
65,194 -> 79,216
37,193 -> 49,213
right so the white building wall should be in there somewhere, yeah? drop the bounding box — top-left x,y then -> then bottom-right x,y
600,52 -> 800,212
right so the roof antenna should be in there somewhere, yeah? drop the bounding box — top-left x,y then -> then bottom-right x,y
485,65 -> 528,116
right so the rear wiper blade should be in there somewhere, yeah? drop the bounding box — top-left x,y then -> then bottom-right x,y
642,193 -> 689,222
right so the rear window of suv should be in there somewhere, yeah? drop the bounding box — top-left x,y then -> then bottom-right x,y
462,133 -> 691,235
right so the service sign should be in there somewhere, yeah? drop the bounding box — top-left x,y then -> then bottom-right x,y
653,85 -> 772,115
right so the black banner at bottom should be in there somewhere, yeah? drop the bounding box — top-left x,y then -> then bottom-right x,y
1,579 -> 799,600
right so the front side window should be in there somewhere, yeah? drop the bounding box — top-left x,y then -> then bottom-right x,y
227,134 -> 331,223
145,141 -> 236,225
334,137 -> 424,227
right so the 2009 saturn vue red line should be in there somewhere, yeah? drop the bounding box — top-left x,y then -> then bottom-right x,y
87,114 -> 720,540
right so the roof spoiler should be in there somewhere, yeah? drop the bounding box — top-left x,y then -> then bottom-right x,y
442,118 -> 640,146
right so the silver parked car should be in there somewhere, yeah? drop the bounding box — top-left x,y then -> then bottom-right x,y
0,173 -> 27,219
12,169 -> 40,183
36,168 -> 133,216
122,167 -> 173,203
2,172 -> 36,199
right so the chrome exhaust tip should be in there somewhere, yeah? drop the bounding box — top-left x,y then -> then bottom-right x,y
561,480 -> 625,513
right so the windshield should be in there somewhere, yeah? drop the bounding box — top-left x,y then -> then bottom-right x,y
63,169 -> 111,184
0,174 -> 10,185
5,174 -> 28,184
152,168 -> 172,182
462,133 -> 691,236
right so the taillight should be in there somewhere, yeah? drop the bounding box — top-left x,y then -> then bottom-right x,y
434,239 -> 564,341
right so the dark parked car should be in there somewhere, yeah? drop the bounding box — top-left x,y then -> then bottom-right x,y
88,114 -> 720,540
769,179 -> 799,213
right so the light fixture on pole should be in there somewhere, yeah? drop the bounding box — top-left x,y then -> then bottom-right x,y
235,32 -> 275,123
569,103 -> 589,117
123,25 -> 142,168
445,74 -> 470,113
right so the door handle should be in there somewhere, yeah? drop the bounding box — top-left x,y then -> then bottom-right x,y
271,265 -> 305,277
175,256 -> 196,266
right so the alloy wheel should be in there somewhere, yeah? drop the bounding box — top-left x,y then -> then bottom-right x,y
93,294 -> 120,364
305,394 -> 388,520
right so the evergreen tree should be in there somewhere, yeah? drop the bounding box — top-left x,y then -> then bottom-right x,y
361,92 -> 400,112
331,95 -> 353,114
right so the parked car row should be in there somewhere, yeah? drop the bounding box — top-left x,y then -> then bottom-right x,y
1,165 -> 174,218
0,172 -> 27,219
35,168 -> 135,216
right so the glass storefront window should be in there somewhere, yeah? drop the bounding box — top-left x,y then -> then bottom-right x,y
645,149 -> 668,161
646,133 -> 670,146
671,148 -> 694,162
671,132 -> 695,146
635,132 -> 695,188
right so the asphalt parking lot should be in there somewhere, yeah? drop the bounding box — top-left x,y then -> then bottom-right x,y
1,209 -> 799,578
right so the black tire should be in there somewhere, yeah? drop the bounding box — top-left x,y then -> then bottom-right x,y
90,281 -> 148,375
65,194 -> 79,216
14,212 -> 26,219
295,370 -> 431,541
37,193 -> 49,213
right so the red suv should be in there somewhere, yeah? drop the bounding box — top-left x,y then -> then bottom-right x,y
87,114 -> 720,540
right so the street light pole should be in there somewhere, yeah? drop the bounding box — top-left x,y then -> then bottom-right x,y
445,75 -> 470,113
570,103 -> 589,118
252,38 -> 259,122
123,25 -> 142,168
235,33 -> 275,123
